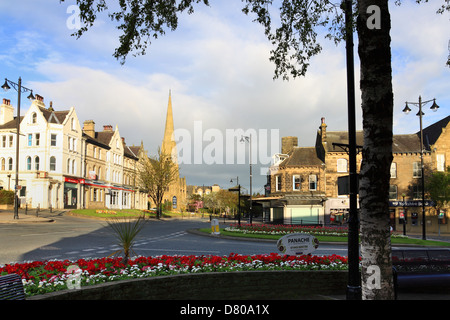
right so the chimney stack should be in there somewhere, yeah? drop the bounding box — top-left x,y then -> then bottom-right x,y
281,136 -> 298,154
83,120 -> 96,138
320,117 -> 327,144
103,125 -> 113,132
0,98 -> 14,125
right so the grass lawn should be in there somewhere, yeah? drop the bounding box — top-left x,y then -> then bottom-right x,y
200,228 -> 450,247
69,209 -> 158,219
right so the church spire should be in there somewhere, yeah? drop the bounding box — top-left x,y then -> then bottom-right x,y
161,90 -> 178,169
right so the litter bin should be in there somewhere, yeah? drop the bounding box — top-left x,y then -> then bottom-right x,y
211,219 -> 220,235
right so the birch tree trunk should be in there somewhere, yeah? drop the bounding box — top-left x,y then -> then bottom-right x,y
356,0 -> 395,300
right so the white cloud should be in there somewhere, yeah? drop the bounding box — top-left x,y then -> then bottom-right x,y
1,0 -> 448,191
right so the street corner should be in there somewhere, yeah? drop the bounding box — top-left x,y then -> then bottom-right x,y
0,212 -> 54,224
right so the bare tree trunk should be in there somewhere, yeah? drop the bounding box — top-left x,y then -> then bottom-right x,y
357,0 -> 395,300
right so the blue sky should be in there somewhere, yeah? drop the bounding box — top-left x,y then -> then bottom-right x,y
0,0 -> 449,193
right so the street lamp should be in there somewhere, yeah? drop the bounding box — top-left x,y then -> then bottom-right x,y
402,96 -> 439,240
229,178 -> 241,226
343,0 -> 360,300
2,77 -> 35,219
240,135 -> 253,224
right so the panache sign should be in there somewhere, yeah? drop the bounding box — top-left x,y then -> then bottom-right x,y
277,233 -> 319,256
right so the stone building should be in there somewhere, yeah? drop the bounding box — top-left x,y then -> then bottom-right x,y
0,95 -> 148,211
259,115 -> 449,234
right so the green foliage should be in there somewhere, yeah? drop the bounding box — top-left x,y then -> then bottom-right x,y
107,215 -> 147,265
426,166 -> 450,209
0,190 -> 14,205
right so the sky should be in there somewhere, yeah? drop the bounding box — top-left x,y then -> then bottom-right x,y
0,0 -> 448,194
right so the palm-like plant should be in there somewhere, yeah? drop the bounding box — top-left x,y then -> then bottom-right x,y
107,215 -> 147,265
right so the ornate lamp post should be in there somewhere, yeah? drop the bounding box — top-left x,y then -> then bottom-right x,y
2,77 -> 35,219
402,96 -> 439,240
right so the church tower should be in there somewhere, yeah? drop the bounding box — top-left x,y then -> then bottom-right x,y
161,91 -> 185,211
161,90 -> 179,174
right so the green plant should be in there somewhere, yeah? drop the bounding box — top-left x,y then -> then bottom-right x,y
106,215 -> 147,265
0,190 -> 14,205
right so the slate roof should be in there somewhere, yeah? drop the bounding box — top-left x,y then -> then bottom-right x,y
0,116 -> 22,130
422,115 -> 450,150
318,115 -> 450,154
280,147 -> 324,167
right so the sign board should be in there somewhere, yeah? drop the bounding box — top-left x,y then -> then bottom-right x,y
389,200 -> 435,207
337,175 -> 359,195
277,233 -> 319,256
211,219 -> 220,235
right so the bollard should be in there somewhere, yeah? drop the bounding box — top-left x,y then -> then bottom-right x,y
211,218 -> 220,235
36,204 -> 39,217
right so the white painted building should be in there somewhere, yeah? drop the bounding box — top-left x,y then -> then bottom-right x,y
0,96 -> 148,211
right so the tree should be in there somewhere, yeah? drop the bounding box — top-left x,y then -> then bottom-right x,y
137,148 -> 178,219
427,166 -> 450,210
60,0 -> 449,300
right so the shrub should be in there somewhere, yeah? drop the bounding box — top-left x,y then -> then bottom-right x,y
0,190 -> 14,205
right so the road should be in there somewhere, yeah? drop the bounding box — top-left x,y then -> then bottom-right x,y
0,213 -> 351,264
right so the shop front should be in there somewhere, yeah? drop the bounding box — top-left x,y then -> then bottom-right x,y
325,198 -> 360,225
64,177 -> 84,209
389,200 -> 449,234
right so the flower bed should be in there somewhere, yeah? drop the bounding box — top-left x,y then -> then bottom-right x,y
0,253 -> 349,297
95,210 -> 117,215
225,223 -> 349,237
225,223 -> 408,239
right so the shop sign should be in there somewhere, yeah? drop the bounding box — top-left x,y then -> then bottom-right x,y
65,177 -> 85,184
276,233 -> 319,256
389,200 -> 435,207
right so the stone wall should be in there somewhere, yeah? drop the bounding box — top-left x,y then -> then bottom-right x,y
28,270 -> 348,300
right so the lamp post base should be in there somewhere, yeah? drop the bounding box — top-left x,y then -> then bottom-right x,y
346,285 -> 362,300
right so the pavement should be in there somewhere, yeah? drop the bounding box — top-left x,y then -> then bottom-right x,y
0,208 -> 56,223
